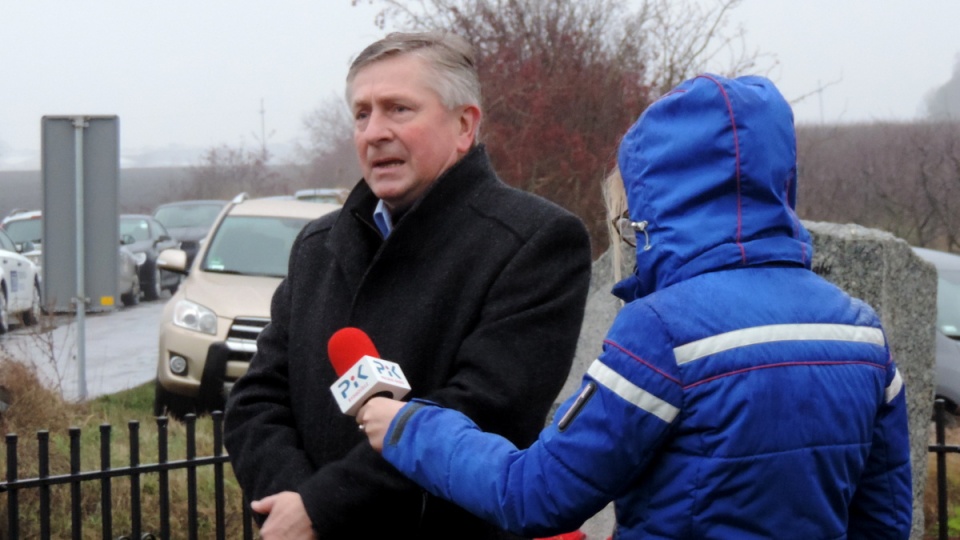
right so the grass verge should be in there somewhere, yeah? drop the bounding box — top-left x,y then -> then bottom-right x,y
0,360 -> 248,539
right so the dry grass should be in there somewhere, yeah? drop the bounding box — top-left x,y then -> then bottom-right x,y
0,357 -> 249,539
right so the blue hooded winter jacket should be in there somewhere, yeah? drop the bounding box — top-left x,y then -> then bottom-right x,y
381,74 -> 913,539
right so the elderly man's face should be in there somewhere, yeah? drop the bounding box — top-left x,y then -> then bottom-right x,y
350,54 -> 478,211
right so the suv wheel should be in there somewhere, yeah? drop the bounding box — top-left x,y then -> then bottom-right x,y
0,288 -> 9,334
167,275 -> 181,294
21,283 -> 41,326
144,263 -> 162,301
154,380 -> 199,420
121,274 -> 141,307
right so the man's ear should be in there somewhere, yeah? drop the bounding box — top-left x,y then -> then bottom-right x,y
456,104 -> 482,153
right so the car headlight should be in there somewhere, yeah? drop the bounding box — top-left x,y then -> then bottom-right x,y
172,299 -> 218,335
133,252 -> 147,266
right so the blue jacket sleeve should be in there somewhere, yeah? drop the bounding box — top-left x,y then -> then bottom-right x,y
382,347 -> 683,537
847,362 -> 912,539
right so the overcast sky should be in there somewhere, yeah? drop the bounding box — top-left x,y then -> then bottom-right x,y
1,0 -> 958,170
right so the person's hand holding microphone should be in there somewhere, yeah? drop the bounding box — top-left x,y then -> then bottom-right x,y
357,397 -> 406,452
327,327 -> 410,451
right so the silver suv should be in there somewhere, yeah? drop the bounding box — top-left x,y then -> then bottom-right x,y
914,247 -> 960,414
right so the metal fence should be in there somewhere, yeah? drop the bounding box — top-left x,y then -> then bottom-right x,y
0,411 -> 254,540
931,399 -> 960,540
2,404 -> 958,539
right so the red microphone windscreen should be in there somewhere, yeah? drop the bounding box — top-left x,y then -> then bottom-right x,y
327,327 -> 380,377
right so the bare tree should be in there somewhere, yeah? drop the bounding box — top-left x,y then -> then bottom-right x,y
180,143 -> 284,200
798,121 -> 960,252
294,95 -> 361,190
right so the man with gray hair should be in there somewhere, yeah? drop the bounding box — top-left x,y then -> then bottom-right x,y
224,31 -> 592,539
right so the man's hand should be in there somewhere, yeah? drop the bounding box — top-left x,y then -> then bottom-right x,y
251,491 -> 317,540
356,397 -> 406,452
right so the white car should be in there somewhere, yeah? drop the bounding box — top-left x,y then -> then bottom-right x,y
0,228 -> 42,333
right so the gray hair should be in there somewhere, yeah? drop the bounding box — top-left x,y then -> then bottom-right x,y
346,31 -> 482,114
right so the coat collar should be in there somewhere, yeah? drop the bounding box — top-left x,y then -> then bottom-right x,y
327,145 -> 498,292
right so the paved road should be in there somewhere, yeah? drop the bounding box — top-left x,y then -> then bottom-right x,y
0,298 -> 168,402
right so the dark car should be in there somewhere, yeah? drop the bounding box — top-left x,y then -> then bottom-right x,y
120,215 -> 181,301
153,200 -> 228,269
913,247 -> 960,414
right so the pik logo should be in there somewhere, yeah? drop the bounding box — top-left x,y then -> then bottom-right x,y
338,364 -> 369,399
373,359 -> 403,380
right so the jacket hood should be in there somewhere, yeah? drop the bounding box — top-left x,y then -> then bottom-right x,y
613,74 -> 813,302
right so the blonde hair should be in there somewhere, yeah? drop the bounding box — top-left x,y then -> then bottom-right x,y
602,167 -> 629,283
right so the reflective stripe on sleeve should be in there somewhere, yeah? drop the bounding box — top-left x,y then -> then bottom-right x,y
587,359 -> 679,423
885,368 -> 903,403
673,324 -> 886,365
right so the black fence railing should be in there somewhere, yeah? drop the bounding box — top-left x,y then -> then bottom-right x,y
2,403 -> 957,539
0,411 -> 254,540
930,399 -> 960,540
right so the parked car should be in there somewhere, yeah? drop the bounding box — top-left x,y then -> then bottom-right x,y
152,200 -> 227,269
913,246 -> 960,414
0,228 -> 42,333
3,210 -> 143,308
120,214 -> 181,301
294,188 -> 349,205
154,194 -> 340,417
2,210 -> 43,289
118,244 -> 142,307
0,210 -> 43,255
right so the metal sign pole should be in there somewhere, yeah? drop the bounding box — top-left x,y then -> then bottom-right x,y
73,117 -> 88,401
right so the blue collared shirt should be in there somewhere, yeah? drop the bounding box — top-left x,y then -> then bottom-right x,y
373,199 -> 394,238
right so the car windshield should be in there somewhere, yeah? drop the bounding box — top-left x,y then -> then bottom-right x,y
938,269 -> 960,339
2,218 -> 42,244
120,218 -> 152,242
201,215 -> 308,277
154,203 -> 224,229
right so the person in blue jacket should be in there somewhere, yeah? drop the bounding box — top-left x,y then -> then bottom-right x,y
356,74 -> 913,539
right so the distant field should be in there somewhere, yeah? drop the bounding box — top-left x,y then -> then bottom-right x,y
0,167 -> 193,219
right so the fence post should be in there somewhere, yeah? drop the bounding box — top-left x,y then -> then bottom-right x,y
157,416 -> 170,540
212,411 -> 226,540
186,414 -> 198,540
936,400 -> 948,540
38,430 -> 50,539
69,427 -> 81,540
129,420 -> 142,539
99,424 -> 112,540
6,433 -> 19,540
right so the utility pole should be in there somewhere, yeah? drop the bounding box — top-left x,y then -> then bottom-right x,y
259,98 -> 268,161
817,80 -> 824,124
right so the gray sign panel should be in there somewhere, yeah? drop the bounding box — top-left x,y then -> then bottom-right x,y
41,116 -> 120,312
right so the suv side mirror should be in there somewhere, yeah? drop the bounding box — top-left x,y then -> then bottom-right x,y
157,248 -> 189,274
19,240 -> 35,253
121,234 -> 136,245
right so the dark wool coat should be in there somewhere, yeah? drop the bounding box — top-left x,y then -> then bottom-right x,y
224,145 -> 592,539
